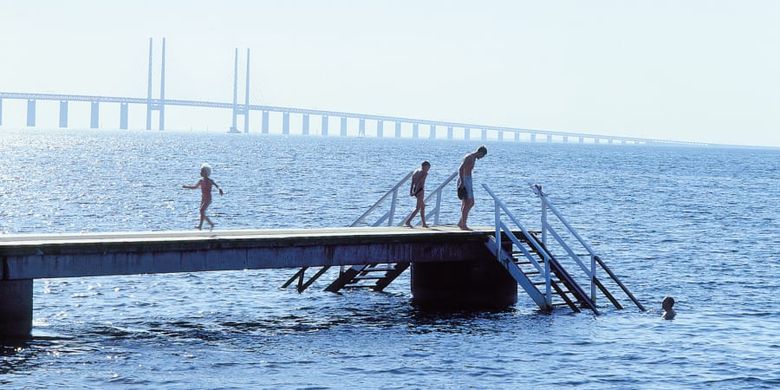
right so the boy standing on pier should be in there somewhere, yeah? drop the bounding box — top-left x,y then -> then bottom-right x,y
183,163 -> 224,230
457,145 -> 487,230
404,161 -> 431,228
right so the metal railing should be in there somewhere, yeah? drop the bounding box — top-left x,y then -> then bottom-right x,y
531,184 -> 645,311
482,184 -> 553,310
399,170 -> 458,226
352,170 -> 415,227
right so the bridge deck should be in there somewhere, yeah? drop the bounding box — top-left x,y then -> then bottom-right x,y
0,226 -> 495,280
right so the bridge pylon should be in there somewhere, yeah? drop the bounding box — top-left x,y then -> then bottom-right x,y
231,48 -> 251,133
146,37 -> 166,131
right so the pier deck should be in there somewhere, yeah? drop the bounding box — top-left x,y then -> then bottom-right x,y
0,226 -> 494,280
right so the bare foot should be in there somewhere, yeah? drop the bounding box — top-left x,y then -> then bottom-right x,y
196,225 -> 202,230
422,224 -> 429,228
404,220 -> 413,228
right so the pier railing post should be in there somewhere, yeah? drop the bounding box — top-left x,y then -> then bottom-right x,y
388,188 -> 399,226
591,254 -> 597,305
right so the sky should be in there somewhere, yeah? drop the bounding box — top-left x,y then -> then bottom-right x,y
1,0 -> 779,147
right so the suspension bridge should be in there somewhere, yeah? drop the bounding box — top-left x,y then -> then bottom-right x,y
0,38 -> 706,146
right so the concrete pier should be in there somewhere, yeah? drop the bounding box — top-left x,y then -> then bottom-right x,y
90,102 -> 99,128
262,111 -> 270,134
302,114 -> 310,135
0,280 -> 33,338
59,101 -> 68,128
321,115 -> 328,136
26,99 -> 36,127
411,259 -> 517,309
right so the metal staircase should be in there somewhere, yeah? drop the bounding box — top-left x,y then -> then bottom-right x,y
482,183 -> 645,314
282,170 -> 457,293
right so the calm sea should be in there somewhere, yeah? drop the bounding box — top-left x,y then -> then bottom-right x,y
1,129 -> 778,389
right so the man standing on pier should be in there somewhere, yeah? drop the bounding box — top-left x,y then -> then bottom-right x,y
457,145 -> 487,230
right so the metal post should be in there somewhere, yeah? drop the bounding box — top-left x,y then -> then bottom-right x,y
435,191 -> 442,224
591,255 -> 597,304
541,190 -> 548,247
231,48 -> 238,132
302,114 -> 309,135
494,200 -> 501,262
377,120 -> 384,138
388,189 -> 398,226
90,102 -> 99,129
159,38 -> 166,131
413,123 -> 419,138
321,115 -> 328,136
244,48 -> 250,133
26,99 -> 36,127
359,118 -> 365,137
282,112 -> 290,135
395,121 -> 401,138
146,37 -> 153,130
340,117 -> 347,136
119,103 -> 128,129
262,111 -> 269,134
59,101 -> 68,128
544,249 -> 552,307
447,126 -> 453,140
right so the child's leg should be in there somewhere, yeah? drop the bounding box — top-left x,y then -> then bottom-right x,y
405,208 -> 418,227
418,196 -> 428,227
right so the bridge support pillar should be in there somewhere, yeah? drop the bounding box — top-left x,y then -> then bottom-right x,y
546,134 -> 552,143
429,124 -> 436,139
412,123 -> 419,139
262,111 -> 269,134
302,114 -> 310,135
282,112 -> 290,135
26,99 -> 36,127
119,103 -> 128,130
411,259 -> 517,310
0,98 -> 3,126
447,126 -> 453,140
514,131 -> 520,142
340,117 -> 347,136
90,102 -> 99,129
59,101 -> 69,128
563,136 -> 568,143
530,133 -> 536,143
0,279 -> 33,339
395,121 -> 401,138
579,136 -> 584,144
321,115 -> 329,136
481,129 -> 487,141
465,127 -> 471,141
498,130 -> 504,141
377,120 -> 384,138
358,118 -> 365,137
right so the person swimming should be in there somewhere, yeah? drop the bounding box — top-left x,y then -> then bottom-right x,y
662,296 -> 676,320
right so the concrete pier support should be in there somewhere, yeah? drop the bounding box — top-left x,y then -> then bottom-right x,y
282,112 -> 290,135
465,127 -> 471,140
90,102 -> 99,129
0,279 -> 33,338
0,98 -> 3,126
340,117 -> 347,136
546,134 -> 552,143
413,123 -> 419,138
608,138 -> 614,144
411,260 -> 517,309
481,129 -> 487,141
498,130 -> 504,141
429,124 -> 436,139
59,101 -> 68,128
377,120 -> 384,138
447,126 -> 453,140
302,114 -> 310,135
120,103 -> 128,129
26,99 -> 36,127
395,121 -> 402,138
321,115 -> 329,136
514,131 -> 520,142
358,118 -> 365,137
262,111 -> 269,134
579,136 -> 584,144
530,133 -> 536,143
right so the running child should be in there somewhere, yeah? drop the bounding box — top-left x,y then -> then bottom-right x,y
183,163 -> 224,230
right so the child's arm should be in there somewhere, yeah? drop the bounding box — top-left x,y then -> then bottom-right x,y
210,178 -> 225,195
182,179 -> 202,190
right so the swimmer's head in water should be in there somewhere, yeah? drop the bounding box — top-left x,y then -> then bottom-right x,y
662,296 -> 675,310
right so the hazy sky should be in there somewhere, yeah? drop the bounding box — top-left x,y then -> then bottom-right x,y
1,0 -> 779,146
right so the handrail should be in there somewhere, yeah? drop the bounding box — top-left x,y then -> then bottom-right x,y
351,170 -> 414,227
483,184 -> 553,308
399,170 -> 458,226
531,183 -> 645,311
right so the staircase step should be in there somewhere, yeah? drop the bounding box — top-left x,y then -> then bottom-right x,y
533,280 -> 561,286
353,276 -> 384,280
342,285 -> 376,289
361,267 -> 396,272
